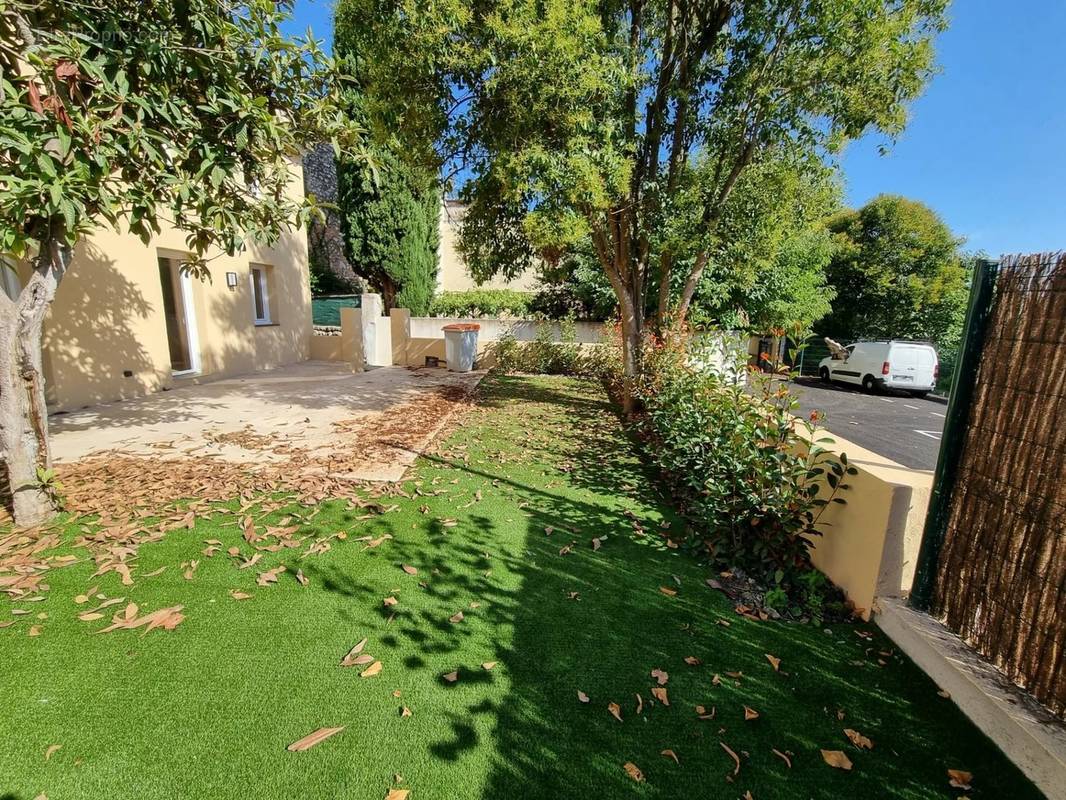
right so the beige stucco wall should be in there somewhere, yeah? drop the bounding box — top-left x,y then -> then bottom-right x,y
32,163 -> 311,412
309,334 -> 343,362
801,432 -> 934,617
436,201 -> 539,292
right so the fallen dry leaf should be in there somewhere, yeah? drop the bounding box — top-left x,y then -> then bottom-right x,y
383,596 -> 398,607
844,728 -> 873,750
230,590 -> 252,600
481,661 -> 497,670
448,611 -> 464,624
608,702 -> 623,722
772,748 -> 791,768
287,727 -> 344,752
684,656 -> 702,666
28,625 -> 42,636
636,693 -> 644,714
821,750 -> 853,770
44,744 -> 62,760
295,569 -> 309,586
661,749 -> 679,764
360,660 -> 383,678
401,564 -> 418,575
591,537 -> 604,551
744,706 -> 759,721
385,789 -> 410,800
948,769 -> 973,790
623,762 -> 644,782
651,686 -> 669,706
442,670 -> 459,683
577,690 -> 590,704
659,586 -> 677,596
650,668 -> 669,685
256,565 -> 286,587
765,653 -> 781,672
341,638 -> 369,666
400,706 -> 412,718
364,535 -> 392,549
720,741 -> 741,775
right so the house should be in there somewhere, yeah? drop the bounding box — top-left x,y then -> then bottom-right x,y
1,161 -> 312,413
436,199 -> 539,292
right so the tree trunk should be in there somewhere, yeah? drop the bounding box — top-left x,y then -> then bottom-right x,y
615,283 -> 643,416
0,232 -> 70,526
378,275 -> 397,312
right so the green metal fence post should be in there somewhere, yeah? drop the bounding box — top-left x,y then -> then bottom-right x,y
909,259 -> 999,611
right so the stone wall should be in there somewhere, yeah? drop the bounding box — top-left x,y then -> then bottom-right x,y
302,143 -> 362,293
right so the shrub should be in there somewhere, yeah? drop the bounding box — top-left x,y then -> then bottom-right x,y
635,327 -> 854,608
429,289 -> 534,318
491,318 -> 611,377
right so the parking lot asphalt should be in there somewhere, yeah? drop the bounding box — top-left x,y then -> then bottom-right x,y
789,377 -> 946,471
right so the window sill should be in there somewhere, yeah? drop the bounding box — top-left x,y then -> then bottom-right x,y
254,321 -> 280,328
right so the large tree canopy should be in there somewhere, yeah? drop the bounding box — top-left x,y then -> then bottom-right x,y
686,150 -> 840,331
334,2 -> 441,315
347,0 -> 948,408
818,194 -> 966,345
0,0 -> 361,523
536,149 -> 841,330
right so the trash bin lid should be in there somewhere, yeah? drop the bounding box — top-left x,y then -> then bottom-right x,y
441,323 -> 480,332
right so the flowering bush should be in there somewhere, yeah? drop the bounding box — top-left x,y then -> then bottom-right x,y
635,327 -> 854,602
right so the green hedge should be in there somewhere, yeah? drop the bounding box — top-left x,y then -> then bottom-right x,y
429,289 -> 534,318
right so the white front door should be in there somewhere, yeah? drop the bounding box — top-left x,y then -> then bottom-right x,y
158,256 -> 201,376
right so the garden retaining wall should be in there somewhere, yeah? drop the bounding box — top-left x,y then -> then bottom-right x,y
800,432 -> 933,618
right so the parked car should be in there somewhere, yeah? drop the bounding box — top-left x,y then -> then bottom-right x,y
818,340 -> 938,397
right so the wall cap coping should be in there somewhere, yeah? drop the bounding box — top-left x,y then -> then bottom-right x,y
441,323 -> 481,332
876,597 -> 1066,798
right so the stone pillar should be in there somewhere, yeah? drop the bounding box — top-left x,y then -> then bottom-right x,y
360,293 -> 382,366
390,308 -> 411,366
339,307 -> 365,372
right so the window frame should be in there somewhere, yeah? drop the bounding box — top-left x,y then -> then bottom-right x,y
249,265 -> 272,326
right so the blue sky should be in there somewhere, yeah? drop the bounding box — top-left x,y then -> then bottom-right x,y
287,0 -> 1065,256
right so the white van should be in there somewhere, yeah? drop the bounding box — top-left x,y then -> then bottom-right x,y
817,340 -> 939,397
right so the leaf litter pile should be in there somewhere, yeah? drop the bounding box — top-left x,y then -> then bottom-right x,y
0,381 -> 474,609
0,375 -> 1044,800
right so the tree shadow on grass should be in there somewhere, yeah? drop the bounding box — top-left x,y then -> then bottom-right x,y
314,375 -> 1042,799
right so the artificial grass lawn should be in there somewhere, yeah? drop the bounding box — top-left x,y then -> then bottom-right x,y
0,375 -> 1042,800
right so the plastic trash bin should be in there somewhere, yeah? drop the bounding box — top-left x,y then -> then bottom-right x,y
442,323 -> 480,372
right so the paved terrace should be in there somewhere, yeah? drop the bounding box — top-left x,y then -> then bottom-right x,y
49,362 -> 483,482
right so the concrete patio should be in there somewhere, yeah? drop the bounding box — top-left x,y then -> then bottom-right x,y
49,361 -> 483,481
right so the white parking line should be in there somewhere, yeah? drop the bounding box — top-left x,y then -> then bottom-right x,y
904,404 -> 919,409
880,397 -> 895,403
915,430 -> 942,440
930,411 -> 945,418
